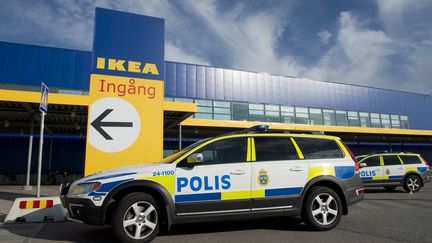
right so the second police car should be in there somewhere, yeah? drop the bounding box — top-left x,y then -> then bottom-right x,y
61,126 -> 364,242
358,153 -> 432,192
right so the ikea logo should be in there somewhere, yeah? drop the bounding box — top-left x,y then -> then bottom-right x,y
96,57 -> 159,75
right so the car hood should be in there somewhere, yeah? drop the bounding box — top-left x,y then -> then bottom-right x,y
70,163 -> 173,187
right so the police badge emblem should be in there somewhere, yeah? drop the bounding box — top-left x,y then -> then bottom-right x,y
258,169 -> 269,186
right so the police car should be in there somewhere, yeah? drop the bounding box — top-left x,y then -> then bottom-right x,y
61,126 -> 364,242
358,153 -> 432,192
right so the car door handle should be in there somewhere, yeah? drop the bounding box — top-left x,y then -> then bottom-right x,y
230,170 -> 245,175
376,168 -> 381,171
398,167 -> 403,170
290,166 -> 304,172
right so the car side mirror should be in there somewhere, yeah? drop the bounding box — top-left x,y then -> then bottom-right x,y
359,162 -> 367,168
187,153 -> 204,165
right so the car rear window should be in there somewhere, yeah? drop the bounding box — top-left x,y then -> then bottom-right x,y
294,137 -> 344,159
254,137 -> 299,161
383,155 -> 402,166
400,155 -> 422,165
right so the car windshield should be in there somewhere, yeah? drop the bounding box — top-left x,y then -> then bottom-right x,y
160,138 -> 211,164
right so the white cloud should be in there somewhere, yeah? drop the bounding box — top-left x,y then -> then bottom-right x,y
375,0 -> 432,93
180,0 -> 305,76
0,0 -> 94,50
165,42 -> 210,65
306,12 -> 396,89
317,30 -> 332,45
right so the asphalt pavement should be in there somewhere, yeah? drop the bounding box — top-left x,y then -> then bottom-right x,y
1,184 -> 431,242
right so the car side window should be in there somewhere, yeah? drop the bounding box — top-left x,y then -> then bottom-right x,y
400,155 -> 422,165
361,156 -> 380,167
254,136 -> 299,162
294,137 -> 344,159
186,137 -> 247,166
383,155 -> 402,166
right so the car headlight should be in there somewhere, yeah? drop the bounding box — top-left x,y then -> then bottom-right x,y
70,182 -> 101,195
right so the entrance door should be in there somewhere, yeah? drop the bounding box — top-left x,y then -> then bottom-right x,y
174,137 -> 251,215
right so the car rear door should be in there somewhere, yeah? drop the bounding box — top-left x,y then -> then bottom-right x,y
382,155 -> 404,181
250,136 -> 308,210
174,137 -> 252,215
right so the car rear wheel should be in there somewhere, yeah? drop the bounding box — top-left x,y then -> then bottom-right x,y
384,186 -> 397,191
111,192 -> 160,243
302,186 -> 342,230
403,175 -> 421,193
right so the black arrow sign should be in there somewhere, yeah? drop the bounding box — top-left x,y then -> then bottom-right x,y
91,109 -> 133,140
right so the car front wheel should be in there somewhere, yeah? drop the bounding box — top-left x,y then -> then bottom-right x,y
302,186 -> 343,231
111,192 -> 160,243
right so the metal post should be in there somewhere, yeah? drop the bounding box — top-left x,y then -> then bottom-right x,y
179,123 -> 182,150
36,112 -> 45,198
48,137 -> 53,171
23,120 -> 34,190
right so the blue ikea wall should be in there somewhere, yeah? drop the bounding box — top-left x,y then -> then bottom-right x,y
0,41 -> 431,130
0,41 -> 91,90
164,61 -> 432,130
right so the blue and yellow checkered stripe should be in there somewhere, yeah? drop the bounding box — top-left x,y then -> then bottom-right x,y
175,187 -> 303,203
308,165 -> 355,181
362,166 -> 427,181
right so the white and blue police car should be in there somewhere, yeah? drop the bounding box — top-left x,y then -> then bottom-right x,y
358,153 -> 431,192
61,126 -> 364,242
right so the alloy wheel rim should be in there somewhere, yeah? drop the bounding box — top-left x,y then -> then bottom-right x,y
123,201 -> 158,240
407,177 -> 420,191
311,193 -> 338,226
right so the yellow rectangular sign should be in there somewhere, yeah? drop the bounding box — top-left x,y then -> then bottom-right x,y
84,74 -> 164,175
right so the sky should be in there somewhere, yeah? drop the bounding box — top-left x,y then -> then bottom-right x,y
0,0 -> 431,94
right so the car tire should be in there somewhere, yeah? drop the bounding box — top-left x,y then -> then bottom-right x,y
403,175 -> 421,193
111,192 -> 160,243
302,186 -> 343,231
384,186 -> 397,191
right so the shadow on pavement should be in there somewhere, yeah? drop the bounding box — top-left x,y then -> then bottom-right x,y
364,188 -> 406,194
2,222 -> 116,243
1,216 -> 310,242
166,216 -> 309,235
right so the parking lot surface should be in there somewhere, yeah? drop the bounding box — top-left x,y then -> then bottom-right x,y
1,184 -> 432,242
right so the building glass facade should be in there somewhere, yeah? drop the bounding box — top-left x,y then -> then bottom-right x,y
166,96 -> 410,129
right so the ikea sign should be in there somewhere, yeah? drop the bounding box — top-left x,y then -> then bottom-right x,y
91,8 -> 164,81
85,8 -> 165,175
95,57 -> 160,75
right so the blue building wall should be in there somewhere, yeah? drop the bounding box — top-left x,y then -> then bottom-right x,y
1,41 -> 431,130
164,62 -> 432,130
0,41 -> 91,90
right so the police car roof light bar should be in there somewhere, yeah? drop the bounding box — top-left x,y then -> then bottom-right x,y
215,124 -> 270,137
245,125 -> 269,133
